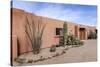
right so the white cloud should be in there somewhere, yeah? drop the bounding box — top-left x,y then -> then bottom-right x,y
13,1 -> 97,26
32,3 -> 96,26
34,5 -> 82,20
33,5 -> 85,23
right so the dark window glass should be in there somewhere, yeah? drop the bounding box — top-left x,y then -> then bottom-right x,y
56,28 -> 63,35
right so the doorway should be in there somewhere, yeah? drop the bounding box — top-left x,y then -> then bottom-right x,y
79,28 -> 86,40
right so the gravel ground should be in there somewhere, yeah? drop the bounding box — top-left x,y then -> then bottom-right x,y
13,40 -> 97,66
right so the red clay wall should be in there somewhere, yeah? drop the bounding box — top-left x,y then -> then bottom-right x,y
11,8 -> 96,60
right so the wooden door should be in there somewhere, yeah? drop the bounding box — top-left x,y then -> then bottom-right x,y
79,28 -> 86,40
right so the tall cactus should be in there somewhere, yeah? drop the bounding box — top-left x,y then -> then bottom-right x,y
63,22 -> 68,46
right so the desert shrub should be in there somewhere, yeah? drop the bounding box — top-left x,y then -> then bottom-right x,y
72,38 -> 80,45
56,45 -> 60,47
27,59 -> 33,63
59,34 -> 84,47
59,36 -> 64,46
50,45 -> 56,52
25,17 -> 46,54
72,36 -> 83,46
71,37 -> 84,47
59,22 -> 84,48
88,31 -> 97,39
56,44 -> 61,47
66,35 -> 74,45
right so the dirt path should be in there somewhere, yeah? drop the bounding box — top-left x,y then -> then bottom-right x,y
14,40 -> 97,66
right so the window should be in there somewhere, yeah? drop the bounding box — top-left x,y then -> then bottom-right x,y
56,28 -> 63,35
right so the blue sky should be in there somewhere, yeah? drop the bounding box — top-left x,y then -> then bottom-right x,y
12,1 -> 97,26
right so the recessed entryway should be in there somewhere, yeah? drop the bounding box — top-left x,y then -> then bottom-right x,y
79,28 -> 86,40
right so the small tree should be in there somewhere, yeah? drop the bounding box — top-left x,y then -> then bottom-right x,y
25,16 -> 46,54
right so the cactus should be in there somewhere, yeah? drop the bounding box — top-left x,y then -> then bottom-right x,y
63,22 -> 68,46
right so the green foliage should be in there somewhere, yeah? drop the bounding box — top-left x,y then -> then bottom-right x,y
68,35 -> 84,46
50,45 -> 56,52
59,22 -> 84,47
88,31 -> 97,39
60,22 -> 84,47
59,34 -> 84,47
63,22 -> 68,46
59,36 -> 64,46
62,22 -> 83,47
56,44 -> 61,47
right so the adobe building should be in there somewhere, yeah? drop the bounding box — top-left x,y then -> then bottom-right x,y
11,8 -> 96,61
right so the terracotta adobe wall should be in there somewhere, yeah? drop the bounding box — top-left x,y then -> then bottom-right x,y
12,8 -> 36,59
11,8 -> 96,60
